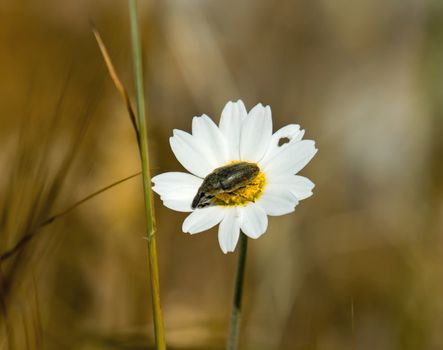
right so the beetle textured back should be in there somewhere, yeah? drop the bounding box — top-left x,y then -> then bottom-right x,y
191,162 -> 260,209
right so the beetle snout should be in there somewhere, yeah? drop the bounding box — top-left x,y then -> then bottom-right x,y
191,192 -> 201,209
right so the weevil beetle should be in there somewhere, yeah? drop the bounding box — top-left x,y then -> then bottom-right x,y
191,162 -> 260,209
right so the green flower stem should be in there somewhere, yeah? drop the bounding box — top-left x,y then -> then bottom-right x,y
128,1 -> 166,349
227,232 -> 248,350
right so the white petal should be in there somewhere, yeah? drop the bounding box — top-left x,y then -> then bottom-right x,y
260,124 -> 304,166
219,100 -> 248,160
191,114 -> 229,167
256,184 -> 299,216
169,130 -> 214,177
239,203 -> 268,239
152,172 -> 202,192
163,200 -> 194,212
269,175 -> 315,200
240,104 -> 273,162
152,172 -> 202,212
182,206 -> 225,234
263,140 -> 317,177
218,208 -> 241,253
159,187 -> 196,202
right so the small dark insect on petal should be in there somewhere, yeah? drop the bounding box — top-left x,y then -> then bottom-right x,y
278,137 -> 290,147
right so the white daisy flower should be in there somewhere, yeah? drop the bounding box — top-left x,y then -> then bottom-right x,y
152,100 -> 317,254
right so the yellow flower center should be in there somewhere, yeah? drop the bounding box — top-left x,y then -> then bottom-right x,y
214,169 -> 266,207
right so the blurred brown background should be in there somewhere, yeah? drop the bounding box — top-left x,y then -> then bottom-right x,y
1,0 -> 443,349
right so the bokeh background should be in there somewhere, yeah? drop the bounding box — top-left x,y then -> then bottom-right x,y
1,0 -> 443,349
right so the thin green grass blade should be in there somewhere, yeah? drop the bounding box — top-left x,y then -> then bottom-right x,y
128,1 -> 166,348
